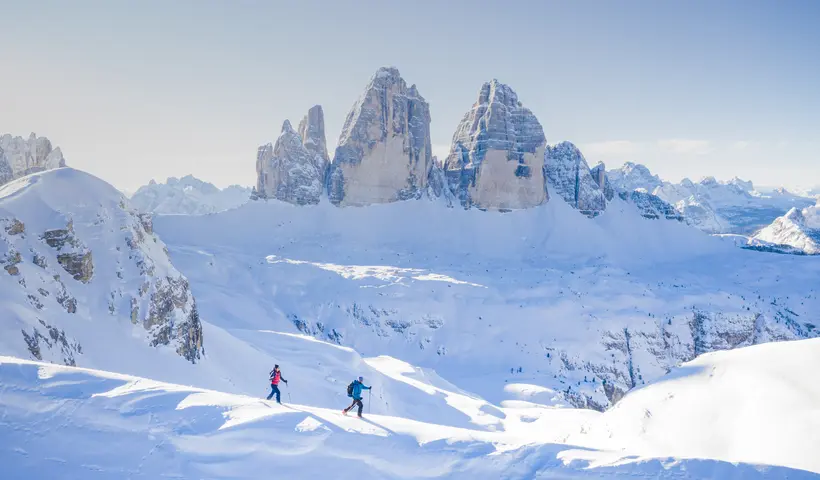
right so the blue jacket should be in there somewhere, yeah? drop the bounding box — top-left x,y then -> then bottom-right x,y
351,380 -> 371,400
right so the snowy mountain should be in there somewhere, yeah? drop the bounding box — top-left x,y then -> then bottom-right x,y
607,161 -> 663,193
443,80 -> 547,210
0,133 -> 66,186
752,201 -> 820,254
327,67 -> 433,206
2,337 -> 817,478
607,163 -> 815,234
0,168 -> 203,369
129,175 -> 250,215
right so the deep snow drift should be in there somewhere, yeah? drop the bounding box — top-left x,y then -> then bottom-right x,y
2,338 -> 817,479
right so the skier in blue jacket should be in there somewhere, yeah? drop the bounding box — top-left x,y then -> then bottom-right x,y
342,376 -> 371,418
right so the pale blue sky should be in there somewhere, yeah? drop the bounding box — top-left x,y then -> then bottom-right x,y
2,0 -> 819,192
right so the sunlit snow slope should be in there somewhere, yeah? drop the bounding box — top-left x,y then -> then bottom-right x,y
1,338 -> 818,479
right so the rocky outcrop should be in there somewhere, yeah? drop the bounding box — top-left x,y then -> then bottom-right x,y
590,162 -> 614,201
328,67 -> 432,206
443,80 -> 547,210
256,119 -> 324,205
57,251 -> 93,283
0,133 -> 66,186
544,142 -> 606,216
619,190 -> 684,221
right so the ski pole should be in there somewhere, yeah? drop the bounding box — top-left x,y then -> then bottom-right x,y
368,389 -> 371,413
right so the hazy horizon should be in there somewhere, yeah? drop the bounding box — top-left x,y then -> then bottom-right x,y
2,0 -> 819,193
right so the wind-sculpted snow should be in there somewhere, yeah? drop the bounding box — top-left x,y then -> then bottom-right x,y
2,339 -> 818,478
0,133 -> 66,186
154,198 -> 819,412
129,175 -> 250,215
0,168 -> 203,367
443,80 -> 547,210
327,67 -> 432,206
256,119 -> 325,205
544,142 -> 606,216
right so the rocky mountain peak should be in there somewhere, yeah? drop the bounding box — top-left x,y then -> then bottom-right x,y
297,105 -> 329,168
544,142 -> 607,217
0,133 -> 67,186
255,113 -> 325,206
443,80 -> 547,210
607,161 -> 663,193
327,67 -> 432,206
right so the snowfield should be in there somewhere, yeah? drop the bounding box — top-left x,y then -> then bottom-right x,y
2,168 -> 820,478
1,338 -> 818,478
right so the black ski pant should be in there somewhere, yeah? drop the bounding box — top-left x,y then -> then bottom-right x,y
344,398 -> 364,416
267,384 -> 281,403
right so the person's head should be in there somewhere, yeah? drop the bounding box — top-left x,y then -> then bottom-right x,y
275,364 -> 280,371
358,376 -> 363,382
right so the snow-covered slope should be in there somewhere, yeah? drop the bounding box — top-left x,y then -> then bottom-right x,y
752,202 -> 820,254
153,196 -> 820,412
0,133 -> 66,186
129,175 -> 250,215
2,338 -> 817,478
0,168 -> 203,368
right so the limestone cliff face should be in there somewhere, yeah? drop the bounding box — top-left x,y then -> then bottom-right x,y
544,142 -> 607,217
256,115 -> 326,206
327,67 -> 432,206
443,80 -> 547,211
298,105 -> 330,177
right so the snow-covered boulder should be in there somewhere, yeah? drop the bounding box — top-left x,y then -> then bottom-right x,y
327,67 -> 432,206
256,116 -> 325,206
0,133 -> 66,186
130,175 -> 250,215
752,203 -> 820,255
607,161 -> 663,194
544,142 -> 606,216
443,80 -> 547,210
0,168 -> 204,365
